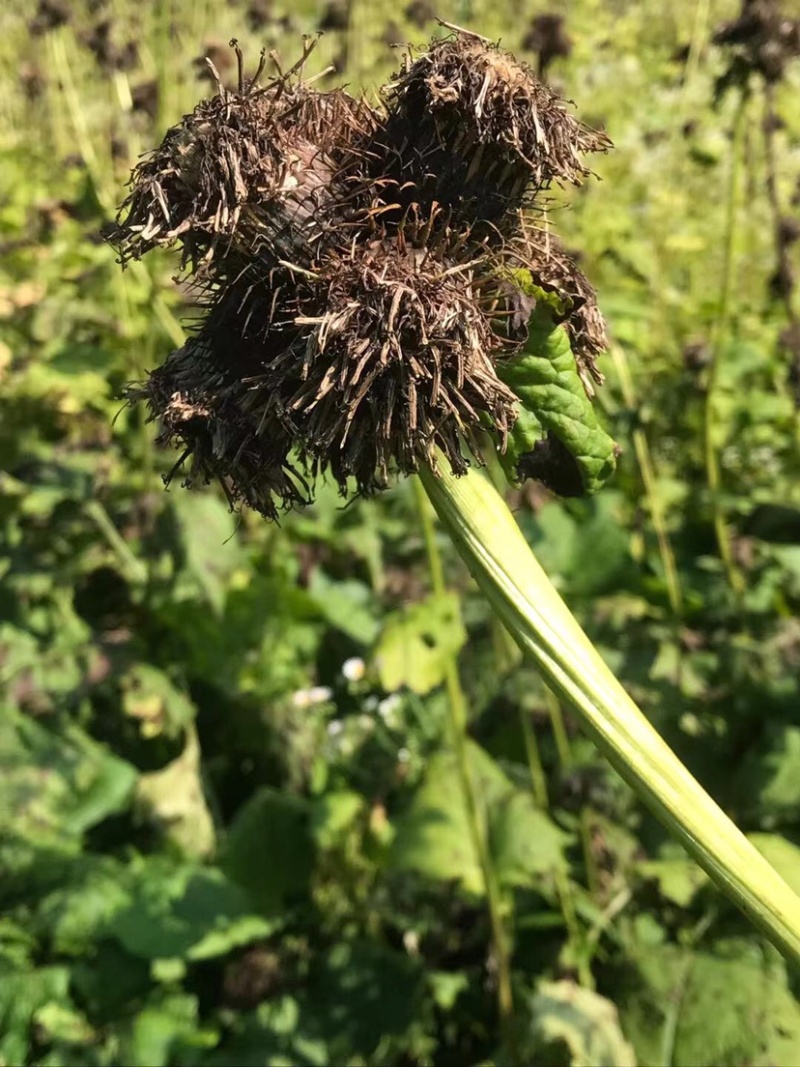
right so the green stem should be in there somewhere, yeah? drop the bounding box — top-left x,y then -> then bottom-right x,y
520,708 -> 548,811
412,479 -> 518,1060
420,460 -> 800,965
544,686 -> 573,770
85,501 -> 148,584
555,866 -> 593,990
580,810 -> 601,902
704,93 -> 748,598
610,343 -> 684,617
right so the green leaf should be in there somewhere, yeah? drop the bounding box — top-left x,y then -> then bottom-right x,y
636,858 -> 709,907
306,942 -> 424,1061
0,713 -> 137,849
389,743 -> 505,894
390,741 -> 568,893
70,942 -> 151,1021
490,790 -> 570,886
171,493 -> 244,613
748,726 -> 800,822
200,995 -> 329,1067
428,971 -> 469,1012
498,304 -> 618,495
0,965 -> 72,1067
619,940 -> 800,1067
522,981 -> 636,1067
0,918 -> 37,968
374,593 -> 466,695
220,788 -> 315,916
108,863 -> 273,961
308,569 -> 380,645
520,495 -> 632,598
37,856 -> 132,955
122,994 -> 217,1067
311,789 -> 364,850
33,1002 -> 95,1047
121,664 -> 196,741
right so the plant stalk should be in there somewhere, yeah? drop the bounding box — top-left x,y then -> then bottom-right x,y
412,479 -> 518,1060
703,92 -> 748,598
420,460 -> 800,965
609,343 -> 684,617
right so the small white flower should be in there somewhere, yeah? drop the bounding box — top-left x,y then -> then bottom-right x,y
342,656 -> 366,682
309,685 -> 333,704
377,693 -> 402,721
292,685 -> 333,709
397,746 -> 410,763
403,930 -> 420,955
327,719 -> 344,737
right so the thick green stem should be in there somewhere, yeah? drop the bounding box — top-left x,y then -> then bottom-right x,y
420,460 -> 800,965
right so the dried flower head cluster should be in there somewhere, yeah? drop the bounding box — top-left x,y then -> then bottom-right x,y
111,30 -> 611,518
372,33 -> 607,229
713,0 -> 800,95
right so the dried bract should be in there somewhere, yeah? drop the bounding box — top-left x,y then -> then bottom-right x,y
373,31 -> 610,226
270,240 -> 518,492
110,49 -> 379,278
126,333 -> 311,519
485,222 -> 607,393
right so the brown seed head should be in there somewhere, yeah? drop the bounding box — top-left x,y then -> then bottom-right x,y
270,239 -> 519,493
372,31 -> 610,228
126,334 -> 311,519
109,48 -> 379,278
113,32 -> 612,514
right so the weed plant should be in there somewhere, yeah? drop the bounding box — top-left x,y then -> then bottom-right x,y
2,1 -> 800,1065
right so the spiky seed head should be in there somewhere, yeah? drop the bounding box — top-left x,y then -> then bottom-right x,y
127,335 -> 311,519
260,239 -> 519,494
109,62 -> 379,278
113,33 -> 614,514
372,32 -> 610,228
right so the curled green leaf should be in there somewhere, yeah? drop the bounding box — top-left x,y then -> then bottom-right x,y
498,299 -> 618,495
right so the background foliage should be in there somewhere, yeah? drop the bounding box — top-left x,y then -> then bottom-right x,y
2,0 -> 800,1063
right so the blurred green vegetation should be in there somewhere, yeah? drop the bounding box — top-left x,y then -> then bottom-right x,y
2,0 -> 800,1063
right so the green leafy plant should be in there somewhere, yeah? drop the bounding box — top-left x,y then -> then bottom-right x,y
4,2 -> 800,1064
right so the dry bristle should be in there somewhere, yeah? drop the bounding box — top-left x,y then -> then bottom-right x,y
127,337 -> 311,519
109,72 -> 380,278
370,33 -> 611,228
264,239 -> 518,493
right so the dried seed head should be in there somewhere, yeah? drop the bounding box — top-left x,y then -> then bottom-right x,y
713,0 -> 800,89
267,239 -> 519,493
109,45 -> 379,278
113,32 -> 614,514
372,31 -> 610,227
486,220 -> 607,394
525,239 -> 607,393
523,14 -> 573,78
127,335 -> 311,519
